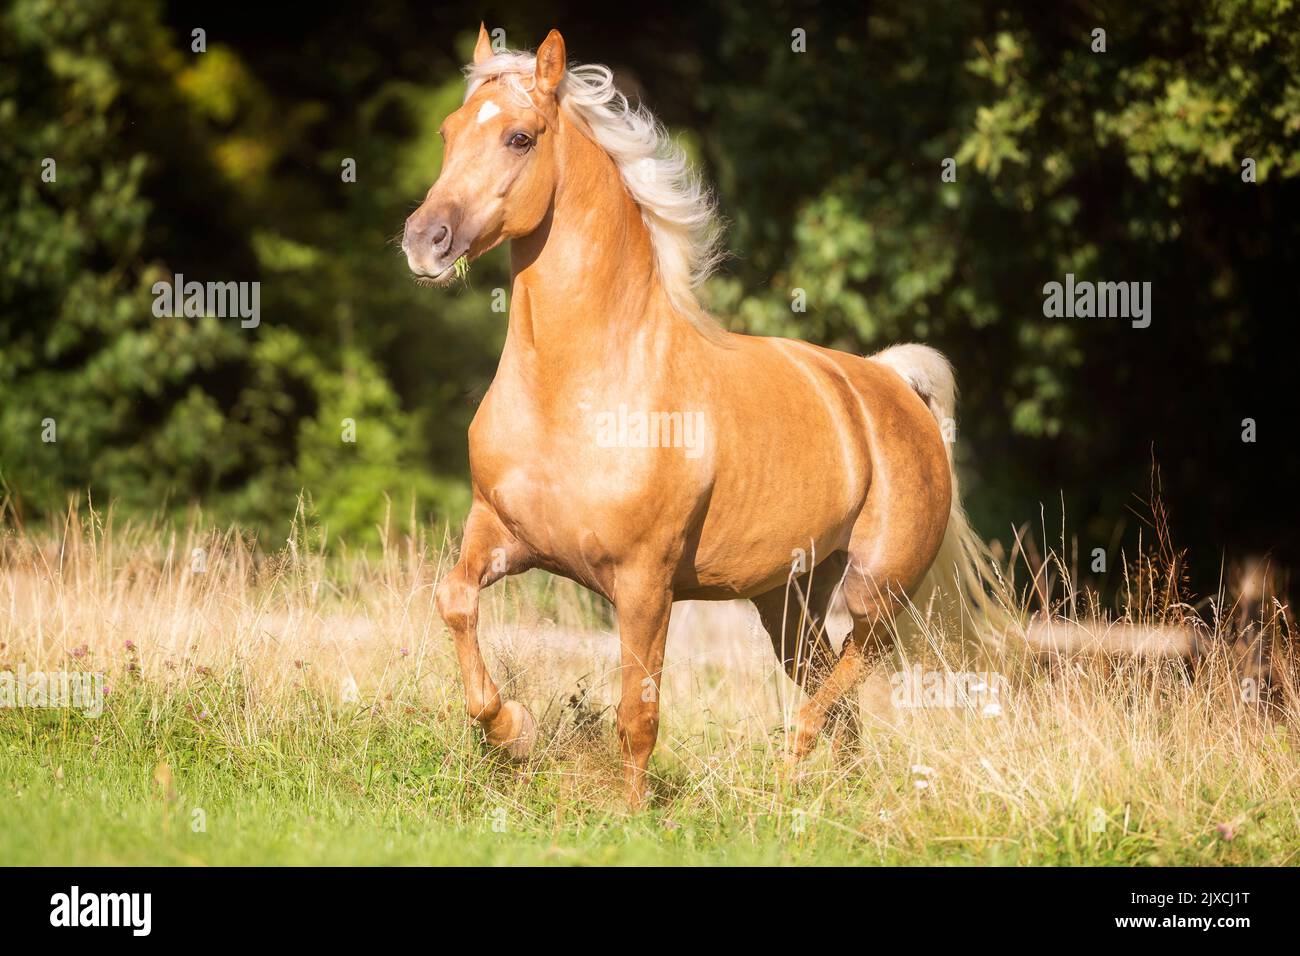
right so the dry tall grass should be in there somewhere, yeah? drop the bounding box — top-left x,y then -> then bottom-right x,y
1,499 -> 1296,863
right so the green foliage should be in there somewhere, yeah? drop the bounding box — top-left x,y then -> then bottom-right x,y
0,0 -> 473,543
691,0 -> 1300,558
2,0 -> 1298,569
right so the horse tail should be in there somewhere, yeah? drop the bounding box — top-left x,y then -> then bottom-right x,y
870,344 -> 1013,652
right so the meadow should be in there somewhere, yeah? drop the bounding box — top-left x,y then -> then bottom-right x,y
1,503 -> 1295,866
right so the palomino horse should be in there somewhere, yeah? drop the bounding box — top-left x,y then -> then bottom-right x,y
404,26 -> 994,806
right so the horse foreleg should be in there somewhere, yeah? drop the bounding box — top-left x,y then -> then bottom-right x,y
613,576 -> 673,809
435,503 -> 535,758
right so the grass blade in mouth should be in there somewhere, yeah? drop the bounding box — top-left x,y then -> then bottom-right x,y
454,255 -> 469,279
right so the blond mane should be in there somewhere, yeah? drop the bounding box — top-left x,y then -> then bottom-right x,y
465,50 -> 725,328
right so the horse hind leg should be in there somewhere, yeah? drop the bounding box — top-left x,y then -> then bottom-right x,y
751,552 -> 861,758
784,500 -> 947,760
784,560 -> 904,760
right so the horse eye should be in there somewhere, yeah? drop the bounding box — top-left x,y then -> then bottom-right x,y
508,132 -> 532,150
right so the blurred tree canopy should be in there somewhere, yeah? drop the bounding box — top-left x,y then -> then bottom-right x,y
2,0 -> 1297,582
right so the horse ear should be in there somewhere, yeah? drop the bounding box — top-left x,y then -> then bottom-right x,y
473,23 -> 493,65
534,29 -> 566,96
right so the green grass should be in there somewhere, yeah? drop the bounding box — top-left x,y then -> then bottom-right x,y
2,684 -> 1291,866
2,509 -> 1295,866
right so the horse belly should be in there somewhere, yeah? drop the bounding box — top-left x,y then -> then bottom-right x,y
672,343 -> 877,597
677,441 -> 866,598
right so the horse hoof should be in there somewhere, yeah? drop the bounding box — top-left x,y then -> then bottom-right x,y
492,700 -> 537,761
783,726 -> 819,764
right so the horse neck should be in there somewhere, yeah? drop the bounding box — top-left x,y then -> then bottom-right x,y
505,115 -> 682,379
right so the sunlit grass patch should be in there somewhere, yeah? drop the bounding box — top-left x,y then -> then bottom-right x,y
0,502 -> 1295,865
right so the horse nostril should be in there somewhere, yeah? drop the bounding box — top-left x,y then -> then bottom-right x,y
431,225 -> 450,251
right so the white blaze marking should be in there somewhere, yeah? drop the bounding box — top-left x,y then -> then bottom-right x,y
476,101 -> 501,124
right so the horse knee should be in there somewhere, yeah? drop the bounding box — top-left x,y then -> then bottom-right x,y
616,699 -> 659,754
435,572 -> 477,634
